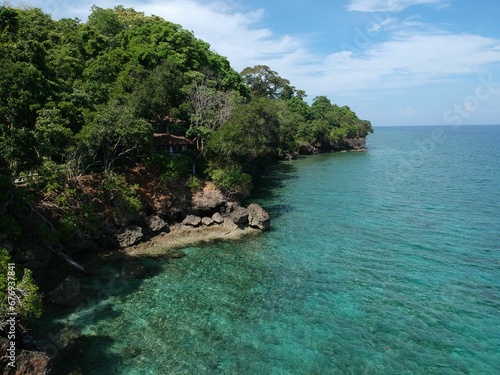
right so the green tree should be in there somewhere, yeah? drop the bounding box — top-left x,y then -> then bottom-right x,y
77,100 -> 153,172
187,74 -> 242,150
132,60 -> 187,130
207,97 -> 280,166
241,65 -> 296,99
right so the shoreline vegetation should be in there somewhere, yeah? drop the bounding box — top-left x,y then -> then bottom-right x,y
0,5 -> 372,373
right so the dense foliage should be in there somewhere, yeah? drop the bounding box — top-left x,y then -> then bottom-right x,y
0,5 -> 372,243
0,247 -> 42,320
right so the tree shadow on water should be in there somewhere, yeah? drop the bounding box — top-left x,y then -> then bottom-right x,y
32,254 -> 170,374
245,161 -> 300,223
249,161 -> 298,201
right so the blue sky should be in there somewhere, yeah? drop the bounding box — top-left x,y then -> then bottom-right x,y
16,0 -> 500,126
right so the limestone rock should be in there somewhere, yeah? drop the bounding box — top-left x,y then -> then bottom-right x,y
191,182 -> 226,215
1,344 -> 51,375
211,212 -> 224,224
17,350 -> 51,375
247,203 -> 271,230
222,218 -> 238,231
226,203 -> 249,225
201,217 -> 214,226
115,225 -> 143,248
145,215 -> 167,232
298,142 -> 316,155
328,137 -> 366,152
50,275 -> 81,307
182,214 -> 202,227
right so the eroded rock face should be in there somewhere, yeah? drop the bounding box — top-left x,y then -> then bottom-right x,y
247,204 -> 270,230
226,203 -> 249,225
182,215 -> 202,227
145,215 -> 167,232
115,225 -> 143,248
50,275 -> 81,307
298,143 -> 317,155
191,182 -> 226,215
0,338 -> 51,375
15,349 -> 51,375
329,137 -> 366,152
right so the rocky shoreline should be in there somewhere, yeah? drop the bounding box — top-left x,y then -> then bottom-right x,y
0,180 -> 270,374
120,201 -> 270,258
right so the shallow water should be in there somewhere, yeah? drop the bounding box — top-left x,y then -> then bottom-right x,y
39,125 -> 500,374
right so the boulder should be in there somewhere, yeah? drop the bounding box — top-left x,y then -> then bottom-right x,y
247,203 -> 271,230
191,182 -> 226,215
201,217 -> 214,226
182,215 -> 202,227
16,350 -> 51,375
115,225 -> 143,248
211,212 -> 224,224
145,215 -> 167,232
50,275 -> 81,307
0,340 -> 51,375
226,203 -> 249,225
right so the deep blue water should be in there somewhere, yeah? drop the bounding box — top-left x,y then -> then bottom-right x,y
40,125 -> 500,374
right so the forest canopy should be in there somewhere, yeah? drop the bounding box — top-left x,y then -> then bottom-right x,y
0,5 -> 372,198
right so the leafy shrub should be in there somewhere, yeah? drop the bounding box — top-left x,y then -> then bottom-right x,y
0,216 -> 22,240
208,165 -> 253,196
101,172 -> 142,215
0,247 -> 42,320
186,175 -> 201,191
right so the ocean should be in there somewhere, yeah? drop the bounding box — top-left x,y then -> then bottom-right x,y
40,125 -> 500,374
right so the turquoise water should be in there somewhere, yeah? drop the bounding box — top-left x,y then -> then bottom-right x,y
40,126 -> 499,374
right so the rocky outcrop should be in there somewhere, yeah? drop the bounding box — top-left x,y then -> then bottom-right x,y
50,275 -> 81,307
13,349 -> 51,375
115,225 -> 143,248
298,142 -> 317,155
145,215 -> 167,232
226,203 -> 249,225
182,215 -> 202,227
0,338 -> 51,375
100,185 -> 271,250
191,182 -> 226,215
247,203 -> 271,230
328,137 -> 366,152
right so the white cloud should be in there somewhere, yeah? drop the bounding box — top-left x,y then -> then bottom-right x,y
348,0 -> 448,13
309,32 -> 500,96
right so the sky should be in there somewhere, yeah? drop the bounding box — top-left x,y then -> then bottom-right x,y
12,0 -> 500,126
